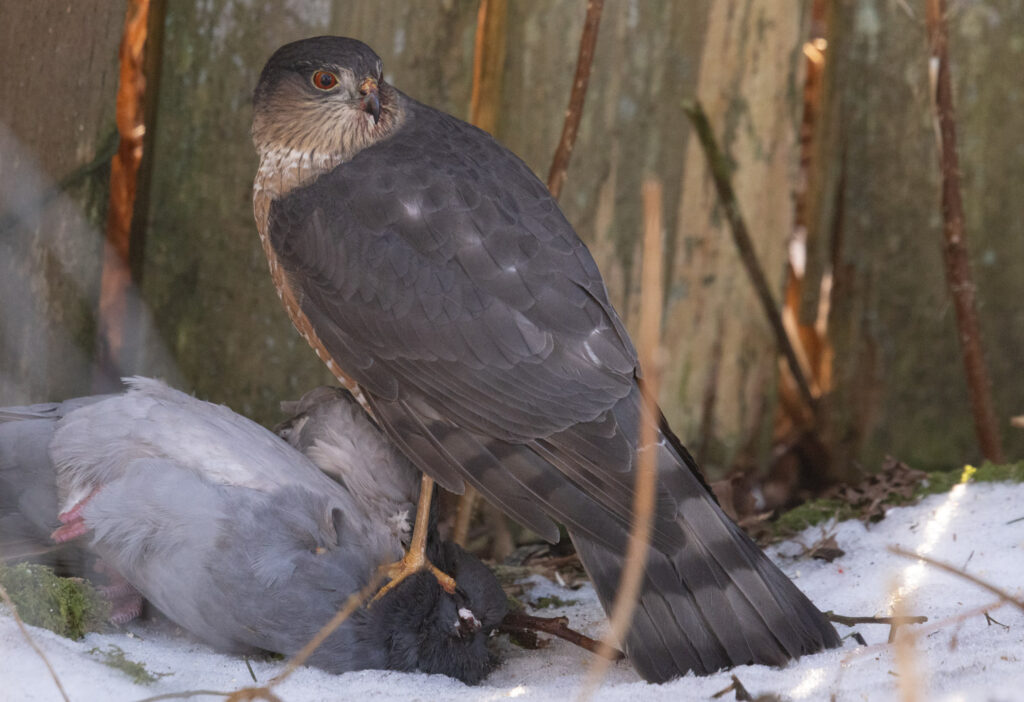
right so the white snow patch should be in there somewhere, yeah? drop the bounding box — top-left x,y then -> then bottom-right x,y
3,482 -> 1023,701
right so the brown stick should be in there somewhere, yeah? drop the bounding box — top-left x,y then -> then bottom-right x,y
577,180 -> 663,700
683,101 -> 818,413
499,611 -> 624,661
0,583 -> 71,702
924,0 -> 1004,463
546,0 -> 604,199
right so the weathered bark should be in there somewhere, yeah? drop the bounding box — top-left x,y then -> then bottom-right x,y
138,1 -> 479,423
0,2 -> 125,404
663,3 -> 809,472
498,1 -> 809,474
805,0 -> 1023,478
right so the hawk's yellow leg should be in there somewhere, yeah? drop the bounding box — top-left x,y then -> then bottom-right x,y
372,475 -> 456,602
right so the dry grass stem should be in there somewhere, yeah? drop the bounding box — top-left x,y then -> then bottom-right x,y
218,569 -> 386,701
134,691 -> 232,702
888,545 -> 1024,613
577,179 -> 664,700
454,0 -> 511,547
0,582 -> 71,702
891,584 -> 923,702
269,570 -> 386,687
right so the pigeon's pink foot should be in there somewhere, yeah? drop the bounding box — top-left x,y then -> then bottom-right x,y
95,564 -> 144,625
108,589 -> 144,625
50,488 -> 101,543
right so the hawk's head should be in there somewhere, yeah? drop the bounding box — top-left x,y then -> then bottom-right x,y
252,36 -> 401,168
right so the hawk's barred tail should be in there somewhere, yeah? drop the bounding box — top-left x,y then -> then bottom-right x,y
569,430 -> 840,683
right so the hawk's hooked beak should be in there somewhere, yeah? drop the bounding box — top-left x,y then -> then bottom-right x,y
359,77 -> 381,125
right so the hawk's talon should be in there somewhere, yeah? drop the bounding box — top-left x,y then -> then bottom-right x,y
371,549 -> 457,604
370,474 -> 456,604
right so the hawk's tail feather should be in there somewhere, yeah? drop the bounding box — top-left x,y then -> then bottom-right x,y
569,431 -> 840,683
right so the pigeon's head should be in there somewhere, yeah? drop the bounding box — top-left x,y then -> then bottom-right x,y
252,36 -> 399,161
365,541 -> 508,685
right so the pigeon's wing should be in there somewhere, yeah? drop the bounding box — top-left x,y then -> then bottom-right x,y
51,378 -> 341,510
268,98 -> 650,539
275,386 -> 420,527
81,454 -> 390,655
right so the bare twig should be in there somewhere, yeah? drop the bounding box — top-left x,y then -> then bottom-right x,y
836,598 -> 1007,670
499,612 -> 623,660
826,611 -> 928,627
889,545 -> 1024,613
924,0 -> 1004,462
546,0 -> 604,199
711,675 -> 754,700
577,179 -> 663,700
0,583 -> 71,702
682,100 -> 817,413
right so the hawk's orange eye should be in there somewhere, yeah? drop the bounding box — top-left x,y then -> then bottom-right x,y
312,70 -> 338,90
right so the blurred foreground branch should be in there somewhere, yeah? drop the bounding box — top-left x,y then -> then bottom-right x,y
454,0 -> 510,548
578,179 -> 663,700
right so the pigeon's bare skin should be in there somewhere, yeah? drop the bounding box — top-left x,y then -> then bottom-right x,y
251,36 -> 840,683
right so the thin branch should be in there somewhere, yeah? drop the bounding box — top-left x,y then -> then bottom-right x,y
711,675 -> 754,701
546,0 -> 604,199
499,612 -> 624,660
826,611 -> 928,627
682,100 -> 817,413
889,545 -> 1024,613
924,0 -> 1003,462
577,179 -> 663,700
836,598 -> 1007,669
0,583 -> 71,702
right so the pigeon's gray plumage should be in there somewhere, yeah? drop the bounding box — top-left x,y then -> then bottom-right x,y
0,395 -> 109,561
251,36 -> 840,683
0,378 -> 505,684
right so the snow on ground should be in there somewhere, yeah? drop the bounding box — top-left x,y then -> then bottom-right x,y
3,480 -> 1023,702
